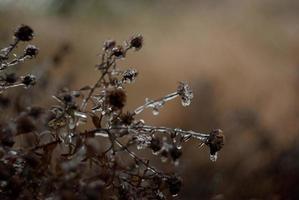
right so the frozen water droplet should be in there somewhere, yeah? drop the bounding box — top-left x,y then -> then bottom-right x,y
95,132 -> 109,137
145,98 -> 150,103
210,153 -> 218,162
68,118 -> 76,129
65,132 -> 74,144
152,108 -> 159,115
138,119 -> 145,125
181,99 -> 191,107
74,111 -> 87,119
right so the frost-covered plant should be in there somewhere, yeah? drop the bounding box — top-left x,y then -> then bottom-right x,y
0,26 -> 224,199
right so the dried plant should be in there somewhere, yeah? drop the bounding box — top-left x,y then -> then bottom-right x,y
0,26 -> 224,199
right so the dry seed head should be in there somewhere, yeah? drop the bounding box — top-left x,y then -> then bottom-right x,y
24,45 -> 39,58
129,34 -> 143,50
14,24 -> 34,41
106,88 -> 126,110
206,129 -> 225,155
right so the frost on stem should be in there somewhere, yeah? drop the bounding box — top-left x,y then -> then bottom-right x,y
133,82 -> 193,115
0,25 -> 38,93
122,68 -> 138,83
0,29 -> 225,199
205,129 -> 225,162
177,81 -> 194,106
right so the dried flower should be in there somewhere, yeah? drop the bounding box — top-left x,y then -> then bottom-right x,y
177,82 -> 193,106
119,112 -> 134,125
169,146 -> 182,161
205,129 -> 225,155
111,45 -> 125,58
103,39 -> 116,51
129,34 -> 143,50
21,74 -> 36,87
122,68 -> 138,83
150,137 -> 162,152
24,45 -> 39,58
14,25 -> 34,41
106,88 -> 126,110
0,29 -> 224,199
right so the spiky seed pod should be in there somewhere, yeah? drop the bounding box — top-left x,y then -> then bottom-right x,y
14,25 -> 34,41
111,45 -> 125,58
21,74 -> 36,87
130,34 -> 143,50
24,45 -> 39,58
106,88 -> 126,110
205,129 -> 225,155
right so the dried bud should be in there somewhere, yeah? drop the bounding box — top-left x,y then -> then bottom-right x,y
122,68 -> 138,83
16,116 -> 36,134
205,129 -> 225,155
167,176 -> 182,196
120,112 -> 134,125
169,146 -> 182,161
106,88 -> 126,110
21,74 -> 36,87
130,34 -> 143,50
24,45 -> 38,58
14,24 -> 34,41
63,94 -> 73,104
177,82 -> 194,106
103,39 -> 116,51
111,45 -> 125,58
4,73 -> 17,84
150,137 -> 162,152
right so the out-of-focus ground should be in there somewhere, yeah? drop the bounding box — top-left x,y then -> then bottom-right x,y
1,0 -> 299,199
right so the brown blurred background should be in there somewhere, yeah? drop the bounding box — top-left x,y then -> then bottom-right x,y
1,0 -> 299,199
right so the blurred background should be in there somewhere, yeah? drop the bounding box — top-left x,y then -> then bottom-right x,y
1,0 -> 299,199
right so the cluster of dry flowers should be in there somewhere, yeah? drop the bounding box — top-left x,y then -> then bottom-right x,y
0,25 -> 224,199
